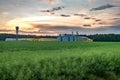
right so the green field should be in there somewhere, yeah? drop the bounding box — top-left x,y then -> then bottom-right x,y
0,41 -> 120,80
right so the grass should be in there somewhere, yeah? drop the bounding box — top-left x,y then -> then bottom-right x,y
0,41 -> 120,80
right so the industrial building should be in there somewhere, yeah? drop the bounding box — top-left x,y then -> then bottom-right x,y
57,33 -> 93,42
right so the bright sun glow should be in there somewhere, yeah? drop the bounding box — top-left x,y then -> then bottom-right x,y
23,16 -> 57,21
7,18 -> 33,30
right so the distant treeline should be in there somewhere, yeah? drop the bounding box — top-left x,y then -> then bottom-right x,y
87,34 -> 120,42
0,33 -> 120,42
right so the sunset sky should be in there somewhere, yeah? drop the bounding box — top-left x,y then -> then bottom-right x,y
0,0 -> 120,35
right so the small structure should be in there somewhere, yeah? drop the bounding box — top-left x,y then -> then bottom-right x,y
5,38 -> 16,41
57,33 -> 93,42
5,38 -> 28,41
5,38 -> 57,41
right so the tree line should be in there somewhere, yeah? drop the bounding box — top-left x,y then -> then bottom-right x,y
87,34 -> 120,42
0,33 -> 120,42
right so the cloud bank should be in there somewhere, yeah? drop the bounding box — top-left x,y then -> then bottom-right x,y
90,4 -> 117,11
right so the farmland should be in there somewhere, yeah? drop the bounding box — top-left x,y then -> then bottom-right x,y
0,41 -> 120,80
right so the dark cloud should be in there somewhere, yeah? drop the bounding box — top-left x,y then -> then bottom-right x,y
110,18 -> 120,20
83,24 -> 91,27
74,14 -> 87,17
0,29 -> 14,32
116,13 -> 120,16
84,25 -> 120,34
40,6 -> 64,13
92,21 -> 105,25
109,19 -> 120,27
108,25 -> 120,30
90,25 -> 120,34
31,24 -> 52,29
110,18 -> 120,25
83,17 -> 102,22
47,26 -> 83,30
95,19 -> 102,22
90,17 -> 102,22
98,22 -> 105,25
60,14 -> 71,17
48,25 -> 120,34
90,4 -> 117,11
93,25 -> 120,30
53,6 -> 65,11
20,30 -> 55,34
40,10 -> 51,12
84,17 -> 91,19
31,24 -> 82,30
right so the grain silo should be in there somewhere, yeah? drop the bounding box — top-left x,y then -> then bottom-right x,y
57,32 -> 93,42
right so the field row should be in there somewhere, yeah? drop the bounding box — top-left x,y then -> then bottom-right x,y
0,41 -> 120,80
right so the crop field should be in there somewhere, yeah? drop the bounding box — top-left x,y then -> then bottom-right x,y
0,41 -> 120,80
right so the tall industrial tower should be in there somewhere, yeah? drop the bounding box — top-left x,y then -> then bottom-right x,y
16,26 -> 19,41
